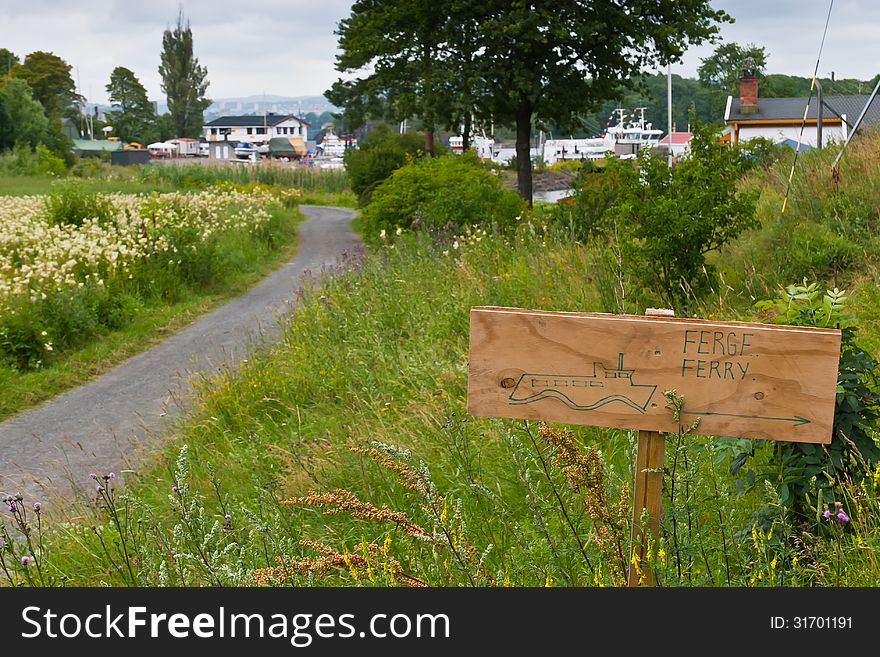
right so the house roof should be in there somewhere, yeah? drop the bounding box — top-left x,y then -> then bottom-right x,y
727,94 -> 880,126
659,131 -> 692,145
267,137 -> 306,155
204,113 -> 310,128
72,139 -> 122,152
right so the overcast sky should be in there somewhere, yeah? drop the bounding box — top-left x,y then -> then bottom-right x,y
1,1 -> 876,106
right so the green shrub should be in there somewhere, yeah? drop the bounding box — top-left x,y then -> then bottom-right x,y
0,143 -> 67,177
344,124 -> 443,204
740,282 -> 880,526
43,180 -> 114,226
70,157 -> 112,179
559,118 -> 760,309
359,152 -> 525,240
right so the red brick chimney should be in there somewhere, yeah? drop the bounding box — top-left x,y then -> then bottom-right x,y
739,71 -> 758,114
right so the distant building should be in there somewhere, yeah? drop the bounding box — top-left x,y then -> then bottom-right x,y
724,73 -> 880,147
315,130 -> 356,157
202,113 -> 310,145
657,131 -> 693,158
71,140 -> 122,158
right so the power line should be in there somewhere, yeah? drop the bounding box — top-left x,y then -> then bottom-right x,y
781,0 -> 834,215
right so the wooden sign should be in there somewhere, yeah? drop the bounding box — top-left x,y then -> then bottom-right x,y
468,307 -> 842,444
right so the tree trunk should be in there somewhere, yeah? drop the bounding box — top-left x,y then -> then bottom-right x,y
424,126 -> 435,157
516,101 -> 533,206
462,112 -> 472,152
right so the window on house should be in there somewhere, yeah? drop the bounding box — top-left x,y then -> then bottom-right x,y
211,128 -> 218,135
247,128 -> 253,135
256,127 -> 266,134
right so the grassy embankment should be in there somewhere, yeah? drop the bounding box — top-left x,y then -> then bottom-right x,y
6,139 -> 880,587
0,163 -> 351,420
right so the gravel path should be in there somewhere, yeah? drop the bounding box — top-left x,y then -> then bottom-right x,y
0,206 -> 359,504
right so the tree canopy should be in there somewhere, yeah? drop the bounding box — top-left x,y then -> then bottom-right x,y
0,48 -> 18,77
698,42 -> 768,91
0,77 -> 50,149
329,1 -> 730,203
106,67 -> 158,144
327,0 -> 452,156
11,51 -> 79,118
159,10 -> 211,139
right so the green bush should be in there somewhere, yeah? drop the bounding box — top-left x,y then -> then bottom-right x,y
559,118 -> 760,309
740,282 -> 880,526
43,180 -> 113,226
0,143 -> 67,177
344,125 -> 444,204
359,152 -> 525,240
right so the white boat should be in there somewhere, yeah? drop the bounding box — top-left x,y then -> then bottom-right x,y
318,130 -> 356,157
234,141 -> 258,159
603,108 -> 664,156
449,135 -> 496,159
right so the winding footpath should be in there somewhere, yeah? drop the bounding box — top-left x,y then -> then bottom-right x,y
0,206 -> 359,504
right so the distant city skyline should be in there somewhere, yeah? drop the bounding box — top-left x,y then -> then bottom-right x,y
2,1 -> 877,109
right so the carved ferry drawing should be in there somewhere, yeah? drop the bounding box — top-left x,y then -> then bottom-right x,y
508,353 -> 657,414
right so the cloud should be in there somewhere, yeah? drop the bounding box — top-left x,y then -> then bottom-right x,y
3,1 -> 878,108
677,0 -> 880,81
1,0 -> 352,103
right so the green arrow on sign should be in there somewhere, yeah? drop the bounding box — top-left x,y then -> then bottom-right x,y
682,411 -> 811,427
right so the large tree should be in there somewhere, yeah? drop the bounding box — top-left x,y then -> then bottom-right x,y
698,42 -> 768,92
12,51 -> 79,119
158,10 -> 210,138
105,66 -> 157,144
0,48 -> 18,78
0,77 -> 49,149
0,92 -> 14,151
327,0 -> 450,156
475,1 -> 730,204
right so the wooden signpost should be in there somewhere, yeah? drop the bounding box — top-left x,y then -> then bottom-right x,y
467,306 -> 842,586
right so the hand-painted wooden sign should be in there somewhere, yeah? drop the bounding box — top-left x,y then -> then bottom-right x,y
467,307 -> 842,444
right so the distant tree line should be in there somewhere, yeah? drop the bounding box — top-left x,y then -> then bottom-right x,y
326,2 -> 880,204
0,9 -> 210,160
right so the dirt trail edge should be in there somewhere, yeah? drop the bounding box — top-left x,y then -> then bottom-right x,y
0,206 -> 360,504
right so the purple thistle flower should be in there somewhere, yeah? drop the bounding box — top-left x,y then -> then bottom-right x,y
89,473 -> 97,480
225,514 -> 231,522
823,509 -> 831,519
837,509 -> 850,523
8,502 -> 16,513
108,472 -> 117,480
96,484 -> 104,493
171,485 -> 179,494
33,502 -> 41,512
21,556 -> 30,566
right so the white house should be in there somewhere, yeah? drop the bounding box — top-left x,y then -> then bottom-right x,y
203,113 -> 310,145
724,73 -> 880,148
657,131 -> 693,158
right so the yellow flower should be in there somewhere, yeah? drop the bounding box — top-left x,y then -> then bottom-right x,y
791,556 -> 799,567
770,556 -> 778,570
544,574 -> 554,587
658,548 -> 666,564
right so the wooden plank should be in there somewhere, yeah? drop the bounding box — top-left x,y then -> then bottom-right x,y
467,307 -> 841,444
628,430 -> 665,586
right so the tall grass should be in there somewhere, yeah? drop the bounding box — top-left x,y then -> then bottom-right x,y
7,135 -> 880,588
136,162 -> 350,194
9,215 -> 877,587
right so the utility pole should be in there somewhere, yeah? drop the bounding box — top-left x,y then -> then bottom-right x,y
667,64 -> 673,167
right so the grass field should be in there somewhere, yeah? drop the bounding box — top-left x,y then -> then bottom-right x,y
4,141 -> 880,588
